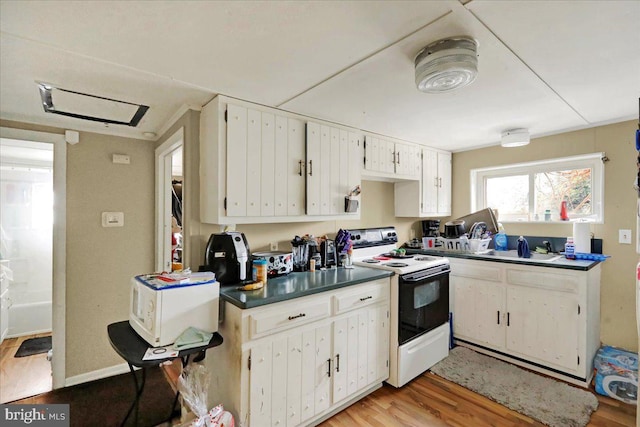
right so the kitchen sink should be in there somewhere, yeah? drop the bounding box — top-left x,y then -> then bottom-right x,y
483,249 -> 563,262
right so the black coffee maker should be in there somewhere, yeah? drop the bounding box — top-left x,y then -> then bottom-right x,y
421,220 -> 441,237
202,232 -> 251,284
320,239 -> 337,268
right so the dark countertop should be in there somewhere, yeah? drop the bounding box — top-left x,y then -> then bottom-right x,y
405,248 -> 600,271
220,266 -> 394,309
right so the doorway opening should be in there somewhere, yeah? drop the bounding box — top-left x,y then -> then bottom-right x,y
0,129 -> 66,402
156,128 -> 184,272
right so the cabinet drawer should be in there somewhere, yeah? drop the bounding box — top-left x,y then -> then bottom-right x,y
451,261 -> 502,282
333,280 -> 389,314
249,299 -> 330,338
506,268 -> 579,293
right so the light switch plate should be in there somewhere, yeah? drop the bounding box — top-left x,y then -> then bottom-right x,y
619,229 -> 632,244
102,212 -> 124,227
112,154 -> 130,164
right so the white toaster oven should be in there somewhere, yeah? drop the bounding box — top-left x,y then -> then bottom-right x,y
129,274 -> 219,347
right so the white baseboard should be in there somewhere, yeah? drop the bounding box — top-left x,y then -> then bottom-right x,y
64,363 -> 134,387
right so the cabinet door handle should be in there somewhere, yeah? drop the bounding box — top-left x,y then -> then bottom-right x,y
507,312 -> 510,327
497,310 -> 500,325
308,160 -> 313,176
288,313 -> 306,320
327,358 -> 332,378
359,296 -> 373,302
336,354 -> 340,373
298,160 -> 303,176
434,177 -> 439,187
397,152 -> 400,164
439,177 -> 442,188
392,151 -> 396,164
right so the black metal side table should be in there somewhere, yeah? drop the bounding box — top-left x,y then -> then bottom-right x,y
107,321 -> 223,427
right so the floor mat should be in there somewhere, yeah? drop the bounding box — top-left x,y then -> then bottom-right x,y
9,366 -> 177,427
14,336 -> 52,358
430,346 -> 599,427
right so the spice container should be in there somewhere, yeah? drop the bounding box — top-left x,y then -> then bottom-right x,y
253,259 -> 268,284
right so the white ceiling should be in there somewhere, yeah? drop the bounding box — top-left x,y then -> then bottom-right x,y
0,0 -> 638,151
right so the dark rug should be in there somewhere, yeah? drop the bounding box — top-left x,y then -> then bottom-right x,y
9,366 -> 178,427
15,336 -> 52,357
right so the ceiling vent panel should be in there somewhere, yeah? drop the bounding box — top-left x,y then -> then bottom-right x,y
38,83 -> 149,127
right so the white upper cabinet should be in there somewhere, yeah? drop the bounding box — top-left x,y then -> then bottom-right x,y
200,95 -> 361,224
394,148 -> 452,217
306,122 -> 362,217
363,135 -> 420,181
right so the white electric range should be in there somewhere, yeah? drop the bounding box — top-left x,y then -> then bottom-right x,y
346,226 -> 451,387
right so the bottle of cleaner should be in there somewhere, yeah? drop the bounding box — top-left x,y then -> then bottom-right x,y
565,237 -> 576,259
494,223 -> 508,251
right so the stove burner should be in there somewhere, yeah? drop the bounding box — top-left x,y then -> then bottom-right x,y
381,253 -> 414,259
385,262 -> 409,268
361,259 -> 381,264
414,256 -> 437,261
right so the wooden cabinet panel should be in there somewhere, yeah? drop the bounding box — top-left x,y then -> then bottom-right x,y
306,122 -> 321,215
226,104 -> 247,216
330,128 -> 341,215
287,118 -> 305,217
314,324 -> 331,415
249,342 -> 272,426
249,298 -> 330,339
332,318 -> 348,404
274,116 -> 288,216
320,126 -> 332,215
246,109 -> 261,217
271,337 -> 288,426
436,151 -> 451,215
261,112 -> 276,216
300,329 -> 316,422
286,334 -> 303,427
346,315 -> 359,396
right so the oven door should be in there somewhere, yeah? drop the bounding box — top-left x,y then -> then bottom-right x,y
398,265 -> 450,345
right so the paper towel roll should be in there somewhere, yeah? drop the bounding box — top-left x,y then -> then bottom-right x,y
573,222 -> 591,254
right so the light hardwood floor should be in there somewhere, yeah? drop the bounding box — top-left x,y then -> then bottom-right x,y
319,372 -> 636,427
0,333 -> 52,403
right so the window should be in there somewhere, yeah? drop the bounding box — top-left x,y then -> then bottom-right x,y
471,153 -> 605,223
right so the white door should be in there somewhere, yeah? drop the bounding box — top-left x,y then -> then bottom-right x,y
332,317 -> 348,403
421,149 -> 438,214
306,123 -> 321,215
506,286 -> 579,372
287,118 -> 305,216
365,136 -> 379,172
226,104 -> 248,216
319,126 -> 332,215
346,314 -> 359,395
260,112 -> 276,216
314,323 -> 332,414
249,342 -> 273,426
274,116 -> 288,216
300,329 -> 316,422
330,128 -> 341,215
246,109 -> 262,217
437,151 -> 452,215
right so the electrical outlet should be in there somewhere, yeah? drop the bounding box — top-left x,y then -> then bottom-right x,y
270,242 -> 278,251
619,229 -> 632,244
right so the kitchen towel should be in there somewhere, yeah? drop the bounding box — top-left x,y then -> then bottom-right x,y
573,222 -> 591,253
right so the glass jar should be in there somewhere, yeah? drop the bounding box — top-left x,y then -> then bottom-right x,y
253,259 -> 268,283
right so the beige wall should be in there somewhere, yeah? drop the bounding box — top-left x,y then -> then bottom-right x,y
1,119 -> 155,378
452,120 -> 638,351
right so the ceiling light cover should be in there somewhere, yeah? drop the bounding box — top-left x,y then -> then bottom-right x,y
415,36 -> 478,93
501,128 -> 530,147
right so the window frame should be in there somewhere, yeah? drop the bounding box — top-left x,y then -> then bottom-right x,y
471,152 -> 605,224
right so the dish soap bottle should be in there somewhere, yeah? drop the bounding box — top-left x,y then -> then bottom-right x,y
494,223 -> 508,251
565,237 -> 576,259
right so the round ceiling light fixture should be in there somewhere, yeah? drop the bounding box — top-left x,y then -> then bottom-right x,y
501,128 -> 530,147
415,36 -> 479,93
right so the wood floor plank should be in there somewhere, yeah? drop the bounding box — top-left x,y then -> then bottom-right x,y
319,371 -> 636,427
0,333 -> 52,403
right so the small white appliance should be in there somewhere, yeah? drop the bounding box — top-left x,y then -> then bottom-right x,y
129,273 -> 219,347
346,226 -> 450,387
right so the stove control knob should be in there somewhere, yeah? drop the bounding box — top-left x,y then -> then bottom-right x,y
356,234 -> 361,240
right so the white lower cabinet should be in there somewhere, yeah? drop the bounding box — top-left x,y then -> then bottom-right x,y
449,258 -> 600,385
208,278 -> 390,427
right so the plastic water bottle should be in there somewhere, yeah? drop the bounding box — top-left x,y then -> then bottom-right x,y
565,237 -> 576,260
494,223 -> 508,251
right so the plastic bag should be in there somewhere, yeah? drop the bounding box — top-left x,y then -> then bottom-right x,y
178,364 -> 234,427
